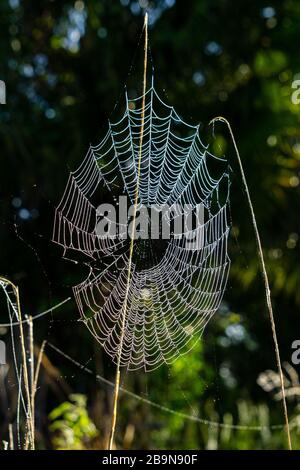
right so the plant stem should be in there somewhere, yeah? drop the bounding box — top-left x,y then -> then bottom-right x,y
0,276 -> 35,449
209,116 -> 292,450
108,12 -> 149,450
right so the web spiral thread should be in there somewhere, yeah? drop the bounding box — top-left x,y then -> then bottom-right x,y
53,82 -> 231,371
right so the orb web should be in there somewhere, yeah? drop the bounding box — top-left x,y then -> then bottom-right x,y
53,81 -> 231,371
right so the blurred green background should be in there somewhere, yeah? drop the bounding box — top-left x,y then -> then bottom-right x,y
0,0 -> 300,450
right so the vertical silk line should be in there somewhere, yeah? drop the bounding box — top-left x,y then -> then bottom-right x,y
209,116 -> 292,450
108,12 -> 149,450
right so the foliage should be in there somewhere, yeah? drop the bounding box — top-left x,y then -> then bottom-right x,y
49,394 -> 99,450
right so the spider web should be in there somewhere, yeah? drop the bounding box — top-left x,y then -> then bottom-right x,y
53,80 -> 231,371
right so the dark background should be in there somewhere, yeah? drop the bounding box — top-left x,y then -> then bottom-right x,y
0,0 -> 300,450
